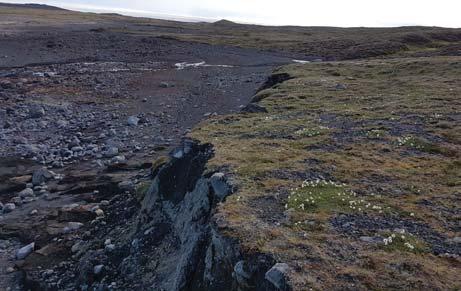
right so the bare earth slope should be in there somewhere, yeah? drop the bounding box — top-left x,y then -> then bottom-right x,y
0,3 -> 460,291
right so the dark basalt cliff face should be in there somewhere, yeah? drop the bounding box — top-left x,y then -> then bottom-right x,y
133,139 -> 288,290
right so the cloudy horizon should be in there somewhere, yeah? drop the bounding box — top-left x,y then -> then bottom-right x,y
2,0 -> 461,27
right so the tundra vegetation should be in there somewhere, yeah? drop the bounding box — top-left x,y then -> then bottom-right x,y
191,57 -> 461,289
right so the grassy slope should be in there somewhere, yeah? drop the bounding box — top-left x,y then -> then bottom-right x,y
191,57 -> 461,289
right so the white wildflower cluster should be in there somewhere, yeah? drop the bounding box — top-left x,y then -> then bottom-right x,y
294,127 -> 328,137
382,229 -> 417,251
397,136 -> 423,149
366,129 -> 385,139
383,233 -> 396,246
404,242 -> 415,250
397,136 -> 414,146
300,179 -> 345,188
286,179 -> 385,214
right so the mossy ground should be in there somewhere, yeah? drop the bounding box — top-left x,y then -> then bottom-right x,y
190,56 -> 461,290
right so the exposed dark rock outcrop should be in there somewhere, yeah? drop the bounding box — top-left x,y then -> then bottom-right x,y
131,139 -> 290,290
257,73 -> 294,92
252,72 -> 294,102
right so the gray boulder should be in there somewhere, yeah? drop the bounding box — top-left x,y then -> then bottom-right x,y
28,106 -> 45,119
103,146 -> 119,158
265,263 -> 291,291
19,188 -> 34,198
16,242 -> 35,260
210,172 -> 232,201
32,167 -> 53,186
3,203 -> 16,213
127,116 -> 140,126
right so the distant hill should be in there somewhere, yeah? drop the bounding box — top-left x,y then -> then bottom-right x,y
0,2 -> 65,10
213,19 -> 240,26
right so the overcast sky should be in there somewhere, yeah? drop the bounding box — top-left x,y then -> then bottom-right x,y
3,0 -> 461,27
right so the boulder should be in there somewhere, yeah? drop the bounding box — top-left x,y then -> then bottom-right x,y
16,242 -> 35,260
19,188 -> 34,198
127,116 -> 140,126
3,203 -> 16,213
118,180 -> 135,192
210,172 -> 232,201
28,106 -> 45,119
103,146 -> 119,158
63,222 -> 84,233
32,167 -> 53,186
159,81 -> 175,88
94,264 -> 104,275
265,263 -> 291,291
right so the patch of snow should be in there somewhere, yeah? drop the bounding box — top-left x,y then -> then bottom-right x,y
293,59 -> 311,64
175,61 -> 233,70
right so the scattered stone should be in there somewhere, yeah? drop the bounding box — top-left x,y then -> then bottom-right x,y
159,81 -> 174,88
94,264 -> 104,275
11,196 -> 22,206
233,261 -> 252,286
19,187 -> 34,198
335,83 -> 347,90
265,263 -> 291,291
32,167 -> 53,186
71,241 -> 84,253
100,200 -> 110,206
63,222 -> 84,233
56,119 -> 69,128
105,244 -> 115,252
210,172 -> 232,201
118,180 -> 135,192
103,146 -> 119,158
30,209 -> 38,215
110,155 -> 126,164
127,116 -> 140,126
28,105 -> 45,118
3,203 -> 16,213
95,209 -> 104,217
16,242 -> 35,260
